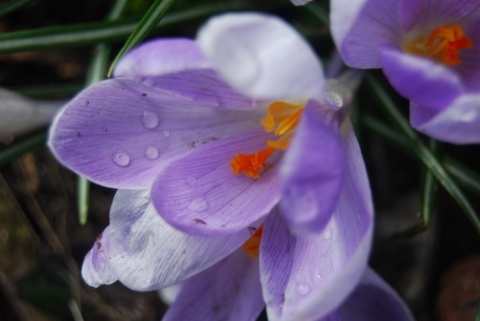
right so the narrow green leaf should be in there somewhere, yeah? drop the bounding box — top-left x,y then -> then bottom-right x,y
0,0 -> 32,17
419,139 -> 439,226
108,0 -> 176,76
0,131 -> 46,167
78,0 -> 130,225
366,74 -> 480,235
9,83 -> 83,98
476,304 -> 480,321
0,1 -> 252,54
303,2 -> 329,26
362,114 -> 480,197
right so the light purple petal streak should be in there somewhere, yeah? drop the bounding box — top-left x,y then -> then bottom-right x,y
280,102 -> 345,234
49,78 -> 262,189
197,13 -> 325,102
339,268 -> 415,321
81,226 -> 117,287
379,45 -> 463,110
411,95 -> 480,144
331,0 -> 401,68
398,0 -> 479,31
261,127 -> 373,321
291,0 -> 313,6
163,250 -> 264,321
152,129 -> 280,236
113,38 -> 210,79
101,189 -> 255,291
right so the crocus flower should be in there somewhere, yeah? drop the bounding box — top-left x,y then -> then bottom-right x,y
158,249 -> 414,321
51,12 -> 377,320
331,0 -> 480,144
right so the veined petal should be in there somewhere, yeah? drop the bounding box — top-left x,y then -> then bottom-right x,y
81,227 -> 117,287
411,95 -> 480,144
113,38 -> 211,79
163,250 -> 264,321
280,101 -> 346,234
152,129 -> 280,236
456,17 -> 480,92
49,78 -> 262,189
104,189 -> 255,291
197,13 -> 325,102
331,0 -> 401,68
261,128 -> 373,321
138,69 -> 263,110
338,268 -> 415,321
379,45 -> 464,110
399,0 -> 479,32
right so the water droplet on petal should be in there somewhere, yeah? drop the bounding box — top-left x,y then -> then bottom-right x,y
323,229 -> 332,240
296,283 -> 311,296
315,272 -> 323,282
113,152 -> 130,167
142,111 -> 159,129
144,146 -> 159,160
188,197 -> 209,212
162,130 -> 170,137
185,176 -> 196,186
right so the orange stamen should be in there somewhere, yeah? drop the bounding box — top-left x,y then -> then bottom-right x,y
232,101 -> 304,179
242,225 -> 264,258
424,24 -> 472,65
231,146 -> 275,180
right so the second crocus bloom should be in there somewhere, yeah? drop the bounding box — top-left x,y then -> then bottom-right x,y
51,12 -> 379,321
331,0 -> 480,144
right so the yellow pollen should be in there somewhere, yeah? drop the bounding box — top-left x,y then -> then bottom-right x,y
242,225 -> 264,258
231,101 -> 303,179
405,24 -> 472,66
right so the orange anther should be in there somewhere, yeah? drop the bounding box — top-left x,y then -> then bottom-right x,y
242,225 -> 264,258
231,146 -> 276,179
425,24 -> 472,65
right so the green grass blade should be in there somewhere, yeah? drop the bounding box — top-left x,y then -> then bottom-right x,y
108,0 -> 176,76
0,1 -> 251,54
419,139 -> 439,226
0,131 -> 46,167
78,0 -> 130,225
366,74 -> 480,235
0,0 -> 32,17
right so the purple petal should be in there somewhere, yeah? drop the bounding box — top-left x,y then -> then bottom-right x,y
137,69 -> 262,110
331,0 -> 401,68
103,189 -> 256,291
338,268 -> 414,321
163,250 -> 264,321
280,101 -> 346,234
379,45 -> 464,110
456,15 -> 480,92
291,0 -> 313,5
49,78 -> 261,189
260,126 -> 373,321
152,129 -> 280,236
113,38 -> 210,79
411,94 -> 480,144
398,0 -> 479,31
81,227 -> 117,287
197,13 -> 325,102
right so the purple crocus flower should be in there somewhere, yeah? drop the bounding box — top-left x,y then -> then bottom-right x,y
50,12 -> 388,320
331,0 -> 480,144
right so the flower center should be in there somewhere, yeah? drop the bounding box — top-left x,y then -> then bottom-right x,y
404,24 -> 473,66
230,101 -> 303,179
242,225 -> 264,258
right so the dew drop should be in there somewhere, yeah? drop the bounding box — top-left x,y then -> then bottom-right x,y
185,175 -> 196,186
315,272 -> 323,282
323,229 -> 332,240
142,111 -> 159,129
296,283 -> 311,296
113,152 -> 130,167
162,130 -> 170,137
144,146 -> 159,160
188,197 -> 209,212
